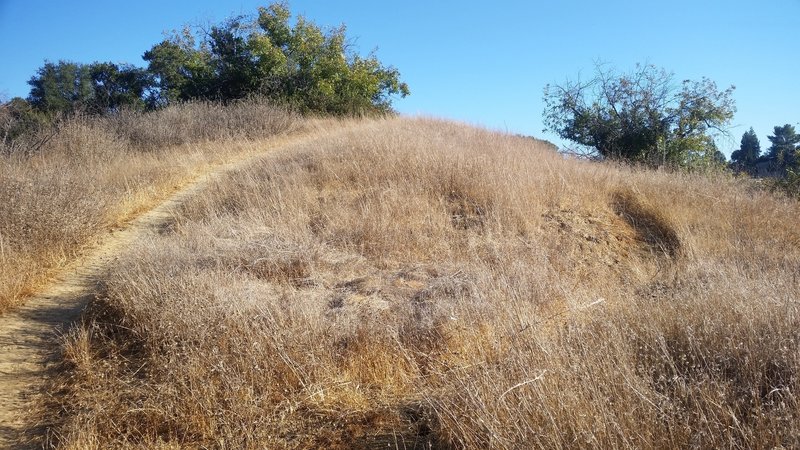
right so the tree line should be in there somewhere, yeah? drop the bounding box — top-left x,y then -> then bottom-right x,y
1,2 -> 409,146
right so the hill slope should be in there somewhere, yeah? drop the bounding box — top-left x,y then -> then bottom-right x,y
20,117 -> 800,447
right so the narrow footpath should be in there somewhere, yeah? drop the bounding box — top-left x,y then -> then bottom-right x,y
0,133 -> 311,448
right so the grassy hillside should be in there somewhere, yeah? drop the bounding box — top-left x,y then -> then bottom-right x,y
42,117 -> 800,448
0,100 -> 298,314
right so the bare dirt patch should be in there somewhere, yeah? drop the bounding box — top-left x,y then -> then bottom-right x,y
611,189 -> 682,259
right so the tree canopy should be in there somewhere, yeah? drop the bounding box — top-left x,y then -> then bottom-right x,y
767,124 -> 800,173
27,61 -> 94,116
87,63 -> 153,113
142,3 -> 409,115
730,128 -> 761,171
543,63 -> 735,168
21,2 -> 408,119
27,61 -> 155,116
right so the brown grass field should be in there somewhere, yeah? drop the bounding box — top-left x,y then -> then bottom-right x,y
3,109 -> 800,448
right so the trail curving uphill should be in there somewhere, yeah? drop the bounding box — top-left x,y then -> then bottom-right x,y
0,133 -> 311,448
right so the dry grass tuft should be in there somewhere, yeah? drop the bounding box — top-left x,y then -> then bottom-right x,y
32,117 -> 800,448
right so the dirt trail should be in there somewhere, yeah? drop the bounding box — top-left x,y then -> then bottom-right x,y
0,133 -> 309,448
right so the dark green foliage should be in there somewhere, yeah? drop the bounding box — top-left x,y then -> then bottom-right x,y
88,62 -> 153,113
142,35 -> 215,105
767,124 -> 800,173
22,3 -> 407,120
27,61 -> 94,116
730,128 -> 761,171
26,61 -> 154,116
761,124 -> 800,197
208,19 -> 260,101
543,64 -> 735,169
142,2 -> 409,115
769,168 -> 800,198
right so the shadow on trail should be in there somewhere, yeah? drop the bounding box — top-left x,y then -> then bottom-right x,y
0,289 -> 96,449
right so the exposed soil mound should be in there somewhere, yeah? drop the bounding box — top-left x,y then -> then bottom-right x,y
611,189 -> 682,259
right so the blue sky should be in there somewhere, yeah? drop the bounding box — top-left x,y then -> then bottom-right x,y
1,0 -> 798,155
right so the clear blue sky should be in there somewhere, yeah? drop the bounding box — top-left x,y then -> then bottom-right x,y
1,0 -> 798,156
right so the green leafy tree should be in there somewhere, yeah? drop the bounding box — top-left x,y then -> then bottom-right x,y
142,29 -> 215,105
142,2 -> 409,115
24,3 -> 408,117
208,18 -> 261,100
543,63 -> 736,168
27,61 -> 94,116
27,61 -> 155,115
88,62 -> 153,112
767,124 -> 800,173
730,128 -> 761,171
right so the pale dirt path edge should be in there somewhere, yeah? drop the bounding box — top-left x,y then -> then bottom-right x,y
0,132 -> 315,449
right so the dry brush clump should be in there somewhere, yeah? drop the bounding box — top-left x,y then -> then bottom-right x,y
49,117 -> 800,448
0,99 -> 299,313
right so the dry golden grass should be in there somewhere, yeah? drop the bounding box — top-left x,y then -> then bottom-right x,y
0,99 -> 298,314
43,117 -> 800,448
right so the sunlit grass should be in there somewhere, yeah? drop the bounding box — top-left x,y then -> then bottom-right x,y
20,116 -> 800,448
